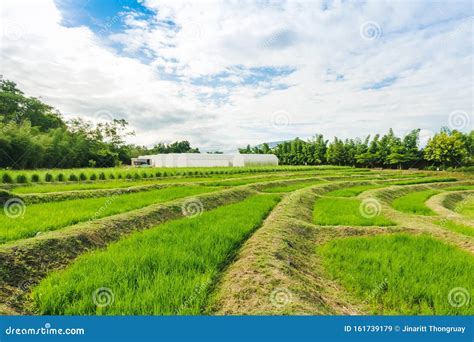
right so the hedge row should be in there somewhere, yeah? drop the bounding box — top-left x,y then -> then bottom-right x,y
0,166 -> 330,185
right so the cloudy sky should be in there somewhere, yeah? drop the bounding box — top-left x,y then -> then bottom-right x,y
1,0 -> 472,151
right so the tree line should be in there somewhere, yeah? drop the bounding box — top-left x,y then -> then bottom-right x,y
239,128 -> 473,169
0,80 -> 198,169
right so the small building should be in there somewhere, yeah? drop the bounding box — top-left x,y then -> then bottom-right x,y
133,153 -> 279,167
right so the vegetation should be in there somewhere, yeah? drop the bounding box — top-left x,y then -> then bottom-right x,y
0,185 -> 218,243
313,197 -> 394,226
392,189 -> 440,215
318,234 -> 474,314
32,194 -> 280,315
436,220 -> 474,237
456,196 -> 474,219
240,128 -> 473,169
325,184 -> 383,197
261,179 -> 326,193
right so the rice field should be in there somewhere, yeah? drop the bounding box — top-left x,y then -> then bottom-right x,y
0,166 -> 472,316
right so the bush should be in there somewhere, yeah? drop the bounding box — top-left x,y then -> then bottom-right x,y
2,173 -> 13,184
99,172 -> 106,180
89,173 -> 97,181
163,172 -> 168,177
155,172 -> 161,177
117,173 -> 123,179
141,172 -> 148,178
79,173 -> 87,181
125,173 -> 132,179
109,173 -> 115,180
0,189 -> 14,205
16,174 -> 28,183
31,174 -> 40,182
133,173 -> 141,180
45,173 -> 53,182
57,173 -> 64,182
69,174 -> 78,181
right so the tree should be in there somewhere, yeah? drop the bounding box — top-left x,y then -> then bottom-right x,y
424,131 -> 467,169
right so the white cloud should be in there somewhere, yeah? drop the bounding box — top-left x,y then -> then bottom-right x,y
0,0 -> 472,152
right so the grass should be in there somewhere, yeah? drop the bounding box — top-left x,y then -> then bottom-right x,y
0,165 -> 349,184
325,184 -> 383,197
456,196 -> 474,219
391,177 -> 457,185
313,197 -> 394,226
32,194 -> 281,315
261,179 -> 326,193
435,220 -> 474,237
0,185 -> 219,243
318,234 -> 474,314
443,185 -> 474,191
392,189 -> 440,215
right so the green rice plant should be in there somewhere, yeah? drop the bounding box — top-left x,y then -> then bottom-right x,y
436,219 -> 474,237
392,177 -> 456,185
318,234 -> 474,314
325,184 -> 382,197
2,173 -> 13,184
44,173 -> 53,182
443,185 -> 474,191
392,189 -> 439,215
32,194 -> 281,315
313,197 -> 393,226
0,185 -> 220,244
456,196 -> 474,219
16,174 -> 28,183
262,180 -> 325,193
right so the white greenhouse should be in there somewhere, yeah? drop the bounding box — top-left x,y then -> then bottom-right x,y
132,153 -> 279,168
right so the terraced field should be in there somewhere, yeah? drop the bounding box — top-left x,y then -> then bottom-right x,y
0,166 -> 472,316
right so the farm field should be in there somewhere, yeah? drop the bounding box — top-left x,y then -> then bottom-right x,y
0,166 -> 472,316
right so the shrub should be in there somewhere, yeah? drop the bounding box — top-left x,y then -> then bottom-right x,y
56,174 -> 64,182
117,173 -> 123,179
125,173 -> 132,179
99,172 -> 106,180
16,174 -> 28,183
69,174 -> 78,181
89,173 -> 97,181
0,189 -> 14,205
2,173 -> 13,184
45,173 -> 53,182
31,174 -> 40,182
163,172 -> 168,177
109,173 -> 115,180
142,172 -> 148,178
79,173 -> 87,181
155,172 -> 161,177
133,173 -> 141,180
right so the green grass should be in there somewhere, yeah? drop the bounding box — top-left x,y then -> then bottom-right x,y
318,234 -> 474,314
32,194 -> 281,315
392,190 -> 439,215
261,179 -> 326,193
443,185 -> 474,191
325,184 -> 383,197
456,196 -> 474,219
313,197 -> 394,226
0,185 -> 219,243
435,220 -> 474,237
391,177 -> 457,185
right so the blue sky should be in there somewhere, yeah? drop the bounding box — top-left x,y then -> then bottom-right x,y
1,0 -> 472,151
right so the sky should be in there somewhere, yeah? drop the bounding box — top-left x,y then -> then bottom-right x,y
0,0 -> 472,152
